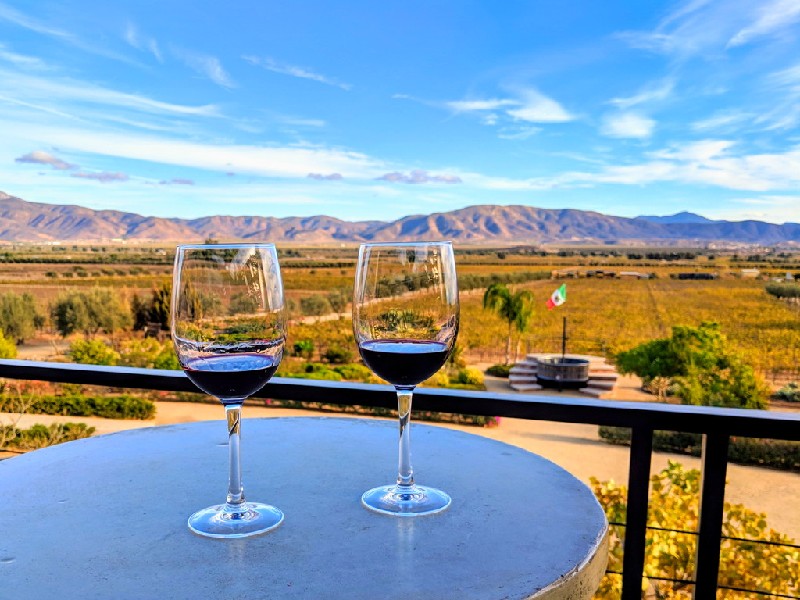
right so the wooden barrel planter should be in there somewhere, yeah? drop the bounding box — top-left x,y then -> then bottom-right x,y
536,357 -> 590,389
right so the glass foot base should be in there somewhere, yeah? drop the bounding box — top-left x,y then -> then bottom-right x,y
188,502 -> 284,538
361,484 -> 451,517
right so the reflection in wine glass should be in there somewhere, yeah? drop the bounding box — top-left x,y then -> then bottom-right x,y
353,241 -> 459,516
171,243 -> 286,538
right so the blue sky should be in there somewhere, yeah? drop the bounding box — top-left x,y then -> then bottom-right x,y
1,0 -> 799,223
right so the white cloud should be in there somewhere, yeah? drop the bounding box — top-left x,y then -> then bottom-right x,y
601,113 -> 655,138
705,195 -> 800,223
377,170 -> 462,184
446,99 -> 516,112
243,55 -> 351,90
280,117 -> 326,128
1,119 -> 384,179
123,22 -> 162,62
691,111 -> 753,132
497,126 -> 540,140
0,69 -> 220,117
71,171 -> 129,183
609,79 -> 674,109
506,89 -> 574,123
0,2 -> 139,65
15,150 -> 76,170
727,0 -> 800,47
175,50 -> 235,88
0,43 -> 50,70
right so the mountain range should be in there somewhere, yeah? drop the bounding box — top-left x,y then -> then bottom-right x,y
1,191 -> 798,246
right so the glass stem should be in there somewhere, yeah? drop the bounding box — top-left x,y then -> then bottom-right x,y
224,403 -> 246,510
396,387 -> 415,489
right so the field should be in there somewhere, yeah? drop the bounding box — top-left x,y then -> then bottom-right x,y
0,243 -> 799,383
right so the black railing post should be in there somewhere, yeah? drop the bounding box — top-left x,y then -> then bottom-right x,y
621,426 -> 653,600
693,432 -> 729,599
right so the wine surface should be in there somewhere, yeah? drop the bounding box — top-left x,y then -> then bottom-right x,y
359,339 -> 449,387
183,353 -> 278,402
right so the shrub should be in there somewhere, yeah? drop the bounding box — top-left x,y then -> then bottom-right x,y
0,331 -> 17,359
775,382 -> 800,402
616,322 -> 770,409
1,422 -> 95,451
592,461 -> 799,599
333,363 -> 373,381
486,363 -> 512,378
292,339 -> 314,359
287,369 -> 342,381
0,394 -> 156,420
456,367 -> 484,386
69,338 -> 120,366
322,345 -> 353,364
598,426 -> 800,472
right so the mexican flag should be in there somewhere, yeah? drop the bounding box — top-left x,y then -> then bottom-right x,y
546,283 -> 567,310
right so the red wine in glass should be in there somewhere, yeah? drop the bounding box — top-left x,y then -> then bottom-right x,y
353,241 -> 459,517
184,354 -> 279,403
172,243 -> 287,539
359,339 -> 449,388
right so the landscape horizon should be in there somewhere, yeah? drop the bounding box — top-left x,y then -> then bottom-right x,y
2,190 -> 800,246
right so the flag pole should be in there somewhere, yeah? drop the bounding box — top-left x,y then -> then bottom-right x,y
561,316 -> 567,362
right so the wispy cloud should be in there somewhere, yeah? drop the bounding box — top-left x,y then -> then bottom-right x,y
727,0 -> 800,47
691,110 -> 753,132
0,2 -> 140,65
497,126 -> 541,140
705,195 -> 800,223
609,79 -> 674,109
468,140 -> 800,195
307,172 -> 343,181
159,178 -> 194,185
446,99 -> 516,112
243,55 -> 351,90
0,70 -> 220,118
507,89 -> 574,123
280,117 -> 326,128
123,22 -> 162,62
174,49 -> 235,88
71,171 -> 129,183
15,150 -> 76,170
444,88 -> 573,129
1,119 -> 384,179
0,42 -> 50,70
601,113 -> 655,138
377,170 -> 462,184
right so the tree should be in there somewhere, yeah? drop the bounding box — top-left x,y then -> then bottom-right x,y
615,322 -> 770,409
132,283 -> 171,330
300,294 -> 332,317
327,290 -> 348,314
51,289 -> 132,337
482,283 -> 534,364
0,292 -> 42,343
592,461 -> 799,599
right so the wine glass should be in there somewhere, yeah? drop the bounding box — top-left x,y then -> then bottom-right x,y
353,241 -> 459,516
171,243 -> 287,538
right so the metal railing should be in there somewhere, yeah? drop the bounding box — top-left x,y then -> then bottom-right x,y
1,358 -> 798,600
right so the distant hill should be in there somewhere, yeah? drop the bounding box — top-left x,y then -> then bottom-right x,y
635,211 -> 713,225
1,191 -> 799,245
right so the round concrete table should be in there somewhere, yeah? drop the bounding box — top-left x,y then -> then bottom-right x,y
0,417 -> 608,600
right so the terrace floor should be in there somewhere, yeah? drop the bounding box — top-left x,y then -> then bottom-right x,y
4,396 -> 799,539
